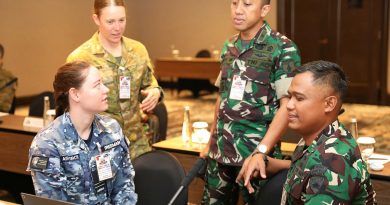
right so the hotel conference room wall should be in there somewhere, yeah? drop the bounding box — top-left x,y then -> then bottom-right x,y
0,0 -> 277,97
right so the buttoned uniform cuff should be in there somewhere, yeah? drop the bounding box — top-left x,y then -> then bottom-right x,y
251,151 -> 269,168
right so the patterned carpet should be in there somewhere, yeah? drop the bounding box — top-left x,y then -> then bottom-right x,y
164,90 -> 390,155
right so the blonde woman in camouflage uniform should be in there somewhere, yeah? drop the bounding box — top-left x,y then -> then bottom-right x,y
67,0 -> 162,159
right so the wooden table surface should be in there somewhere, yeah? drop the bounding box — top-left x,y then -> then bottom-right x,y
153,136 -> 297,156
0,200 -> 20,205
155,57 -> 220,80
0,114 -> 39,175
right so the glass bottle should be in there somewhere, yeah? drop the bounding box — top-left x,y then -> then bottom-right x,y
350,118 -> 358,139
182,106 -> 192,144
43,96 -> 50,126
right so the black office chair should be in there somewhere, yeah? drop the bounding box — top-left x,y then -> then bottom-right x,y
254,169 -> 288,205
28,91 -> 55,117
133,150 -> 188,205
177,49 -> 216,97
147,102 -> 168,144
8,96 -> 16,114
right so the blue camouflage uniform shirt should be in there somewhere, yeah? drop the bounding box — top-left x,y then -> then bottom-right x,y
27,113 -> 137,205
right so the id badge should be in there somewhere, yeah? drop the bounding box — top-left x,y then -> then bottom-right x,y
229,75 -> 246,100
95,152 -> 113,181
119,76 -> 131,99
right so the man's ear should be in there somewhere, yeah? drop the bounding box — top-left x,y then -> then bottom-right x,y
92,14 -> 100,27
260,4 -> 271,18
324,96 -> 338,113
68,88 -> 80,103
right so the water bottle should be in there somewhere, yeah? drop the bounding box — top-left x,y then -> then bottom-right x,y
43,96 -> 50,126
182,106 -> 192,144
350,118 -> 358,139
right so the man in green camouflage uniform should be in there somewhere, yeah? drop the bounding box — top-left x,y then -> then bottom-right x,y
200,0 -> 301,204
67,32 -> 163,159
237,61 -> 376,204
0,43 -> 17,113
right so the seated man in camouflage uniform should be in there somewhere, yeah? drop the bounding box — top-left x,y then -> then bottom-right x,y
237,61 -> 376,204
0,43 -> 17,113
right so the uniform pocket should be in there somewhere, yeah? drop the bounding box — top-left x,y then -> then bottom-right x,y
61,155 -> 84,200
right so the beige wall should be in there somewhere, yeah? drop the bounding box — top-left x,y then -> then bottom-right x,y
0,0 -> 278,97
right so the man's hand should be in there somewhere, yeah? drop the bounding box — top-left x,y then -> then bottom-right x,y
140,88 -> 160,113
236,153 -> 267,193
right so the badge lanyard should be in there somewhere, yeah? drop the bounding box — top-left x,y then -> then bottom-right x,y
95,143 -> 113,181
229,60 -> 247,101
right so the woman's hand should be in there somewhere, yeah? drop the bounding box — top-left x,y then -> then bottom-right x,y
140,88 -> 160,113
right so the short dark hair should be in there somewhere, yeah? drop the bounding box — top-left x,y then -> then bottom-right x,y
296,60 -> 348,102
263,0 -> 271,5
0,43 -> 4,58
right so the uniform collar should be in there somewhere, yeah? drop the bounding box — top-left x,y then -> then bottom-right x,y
61,112 -> 109,143
254,21 -> 272,45
90,32 -> 134,66
228,21 -> 272,56
291,120 -> 341,162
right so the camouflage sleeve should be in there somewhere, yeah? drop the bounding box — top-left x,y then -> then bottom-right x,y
303,160 -> 374,204
0,70 -> 17,112
139,48 -> 164,102
274,41 -> 301,99
111,132 -> 138,204
28,135 -> 67,201
214,40 -> 230,88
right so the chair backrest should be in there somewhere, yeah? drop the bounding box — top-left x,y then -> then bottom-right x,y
149,102 -> 168,144
254,169 -> 288,205
28,91 -> 55,117
195,49 -> 211,58
133,150 -> 188,205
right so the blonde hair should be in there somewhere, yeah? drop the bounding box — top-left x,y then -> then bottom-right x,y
94,0 -> 125,17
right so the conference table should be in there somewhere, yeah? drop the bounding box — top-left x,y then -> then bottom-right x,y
0,114 -> 39,175
152,136 -> 390,204
0,114 -> 40,203
154,57 -> 220,79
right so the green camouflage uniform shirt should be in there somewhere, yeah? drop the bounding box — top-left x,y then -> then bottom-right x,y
67,32 -> 162,159
209,21 -> 301,165
281,120 -> 376,204
0,68 -> 17,113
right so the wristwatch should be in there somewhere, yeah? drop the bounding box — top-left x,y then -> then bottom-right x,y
257,144 -> 268,154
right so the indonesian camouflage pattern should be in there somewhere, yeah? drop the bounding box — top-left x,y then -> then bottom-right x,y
209,21 -> 301,165
281,120 -> 376,205
27,113 -> 137,204
67,32 -> 162,159
0,68 -> 16,112
201,159 -> 265,205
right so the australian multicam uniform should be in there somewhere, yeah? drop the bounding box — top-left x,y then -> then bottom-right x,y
281,120 -> 376,204
203,21 -> 301,204
27,113 -> 137,205
67,32 -> 162,159
0,68 -> 16,112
